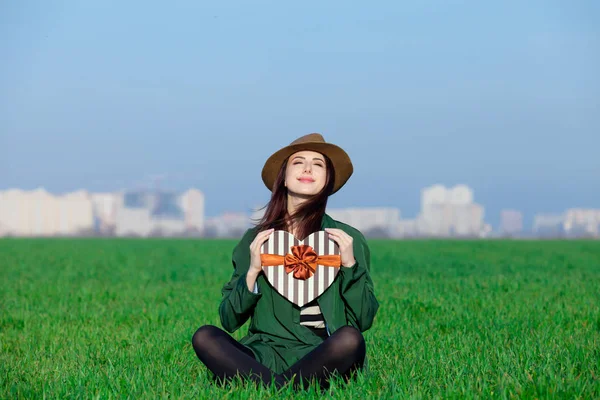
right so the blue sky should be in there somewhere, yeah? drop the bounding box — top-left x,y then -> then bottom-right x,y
1,1 -> 598,228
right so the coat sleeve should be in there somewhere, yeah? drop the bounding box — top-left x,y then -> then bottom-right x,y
218,229 -> 262,333
338,231 -> 379,332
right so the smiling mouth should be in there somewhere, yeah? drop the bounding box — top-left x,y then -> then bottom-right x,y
298,178 -> 315,183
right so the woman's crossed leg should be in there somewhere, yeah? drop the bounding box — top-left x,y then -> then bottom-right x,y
191,325 -> 365,390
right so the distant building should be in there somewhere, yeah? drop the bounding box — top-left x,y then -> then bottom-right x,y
398,219 -> 418,238
416,184 -> 488,237
500,209 -> 523,236
421,184 -> 447,208
453,203 -> 486,237
91,193 -> 118,235
0,188 -> 94,236
533,213 -> 564,238
327,207 -> 401,238
447,184 -> 474,205
245,206 -> 402,238
204,212 -> 250,238
417,203 -> 453,236
0,187 -> 204,237
563,208 -> 600,238
180,189 -> 205,235
114,189 -> 204,237
421,184 -> 473,208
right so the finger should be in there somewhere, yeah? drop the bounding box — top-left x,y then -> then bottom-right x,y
326,232 -> 350,249
325,230 -> 344,241
326,229 -> 349,241
251,229 -> 274,248
329,229 -> 352,241
262,229 -> 275,237
335,237 -> 353,253
257,229 -> 274,243
256,228 -> 274,239
325,228 -> 350,241
259,232 -> 273,244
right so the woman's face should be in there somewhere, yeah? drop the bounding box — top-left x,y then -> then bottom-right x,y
284,150 -> 327,197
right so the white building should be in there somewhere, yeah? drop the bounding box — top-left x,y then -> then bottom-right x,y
114,189 -> 204,237
91,193 -> 118,235
204,212 -> 250,238
180,189 -> 205,235
500,209 -> 523,236
563,208 -> 600,238
417,203 -> 453,236
0,188 -> 95,236
246,205 -> 402,238
453,203 -> 486,236
421,184 -> 448,208
417,184 -> 488,237
398,219 -> 419,238
327,207 -> 401,237
533,214 -> 564,237
448,184 -> 474,205
0,187 -> 204,237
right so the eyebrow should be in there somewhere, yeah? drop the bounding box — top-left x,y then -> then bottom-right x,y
292,156 -> 325,162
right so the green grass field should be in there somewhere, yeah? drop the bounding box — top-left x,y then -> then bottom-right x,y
1,238 -> 599,399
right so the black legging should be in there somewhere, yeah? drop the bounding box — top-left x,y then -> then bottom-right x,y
191,325 -> 366,390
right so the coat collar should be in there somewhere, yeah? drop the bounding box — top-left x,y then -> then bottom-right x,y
320,213 -> 337,230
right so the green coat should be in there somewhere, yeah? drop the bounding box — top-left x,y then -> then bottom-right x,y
219,213 -> 379,374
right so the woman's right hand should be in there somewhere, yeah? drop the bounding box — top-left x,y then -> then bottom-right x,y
246,228 -> 274,290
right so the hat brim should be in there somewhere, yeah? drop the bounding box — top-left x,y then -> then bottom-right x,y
261,142 -> 353,195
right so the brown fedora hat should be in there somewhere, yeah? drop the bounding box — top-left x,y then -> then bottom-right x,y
261,133 -> 353,195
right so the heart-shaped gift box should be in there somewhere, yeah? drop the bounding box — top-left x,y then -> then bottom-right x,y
260,230 -> 341,307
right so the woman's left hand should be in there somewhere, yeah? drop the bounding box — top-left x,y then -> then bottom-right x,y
324,228 -> 356,268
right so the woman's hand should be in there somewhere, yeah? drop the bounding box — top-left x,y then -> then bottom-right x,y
324,228 -> 356,267
246,228 -> 274,290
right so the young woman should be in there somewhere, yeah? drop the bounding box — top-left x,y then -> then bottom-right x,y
192,133 -> 379,390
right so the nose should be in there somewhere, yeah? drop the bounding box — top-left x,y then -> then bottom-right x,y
304,163 -> 312,173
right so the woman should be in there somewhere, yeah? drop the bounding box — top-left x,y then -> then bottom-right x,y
192,133 -> 379,390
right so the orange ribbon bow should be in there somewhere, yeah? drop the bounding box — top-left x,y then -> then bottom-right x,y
261,244 -> 341,280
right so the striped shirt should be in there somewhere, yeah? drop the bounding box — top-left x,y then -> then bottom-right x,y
300,300 -> 325,329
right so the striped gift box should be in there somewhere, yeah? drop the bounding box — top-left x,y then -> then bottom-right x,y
260,230 -> 340,307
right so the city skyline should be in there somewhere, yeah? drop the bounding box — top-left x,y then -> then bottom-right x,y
2,184 -> 598,238
1,177 -> 597,230
2,1 -> 599,230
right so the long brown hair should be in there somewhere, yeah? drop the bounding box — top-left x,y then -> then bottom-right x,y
255,153 -> 335,240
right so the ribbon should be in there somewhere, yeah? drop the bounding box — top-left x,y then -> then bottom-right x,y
261,244 -> 341,280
